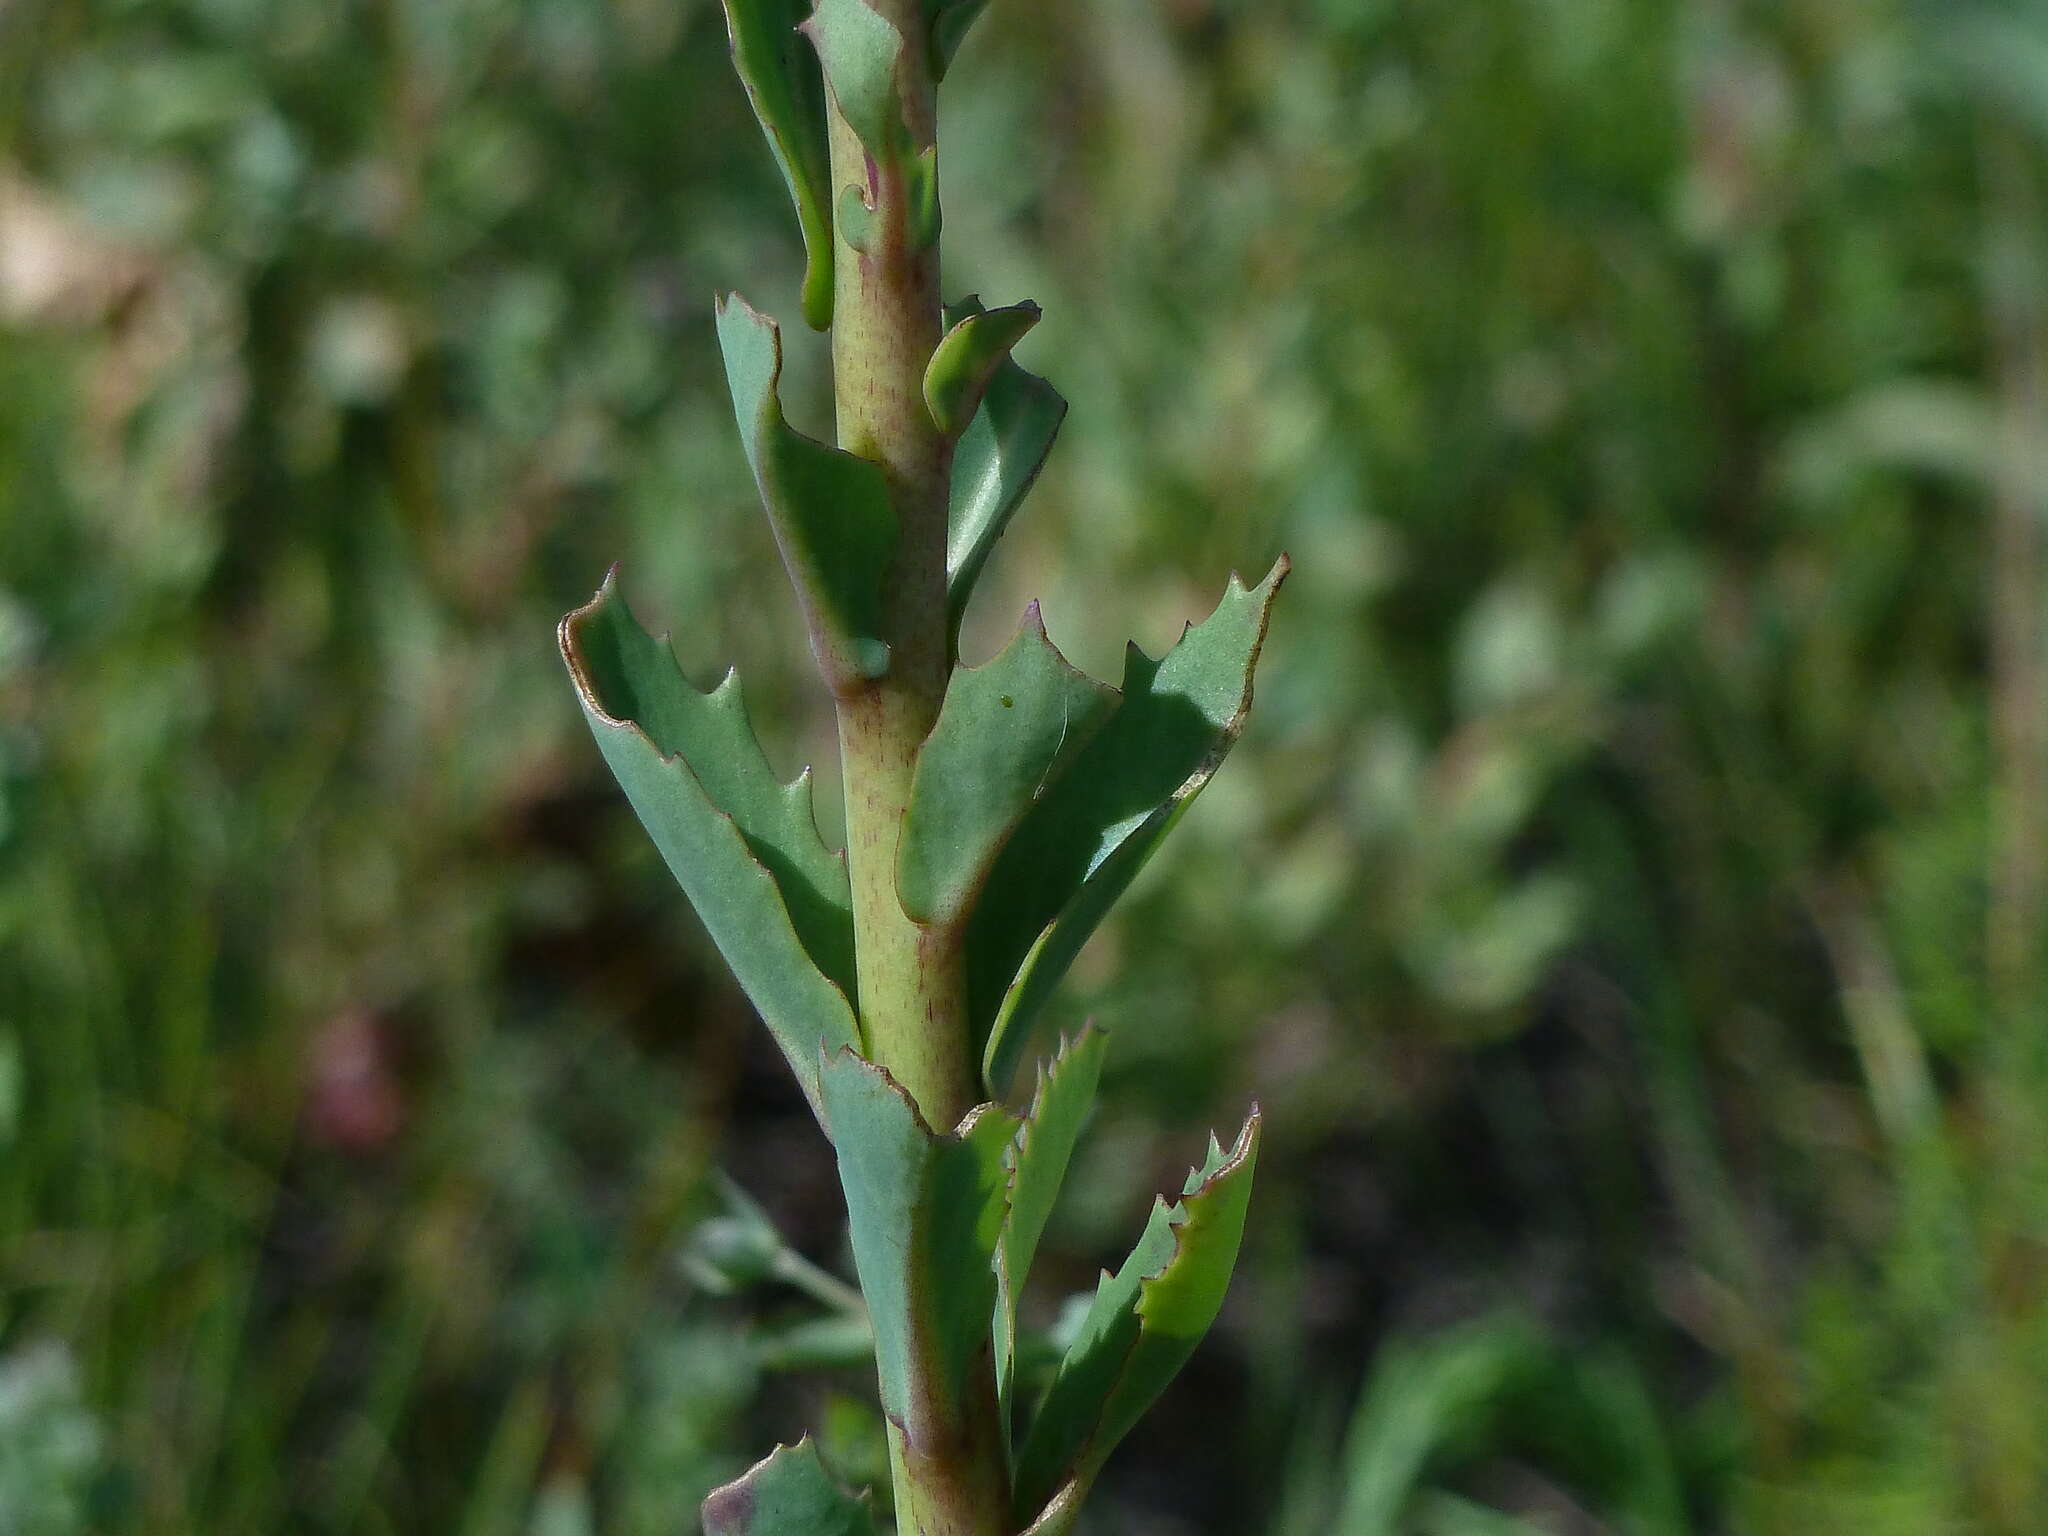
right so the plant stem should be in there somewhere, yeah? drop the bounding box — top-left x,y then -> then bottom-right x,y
824,8 -> 1008,1531
827,3 -> 973,1138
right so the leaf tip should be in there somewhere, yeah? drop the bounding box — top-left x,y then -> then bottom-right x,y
1241,553 -> 1291,604
954,1098 -> 1015,1140
705,1435 -> 818,1526
1219,1103 -> 1262,1175
718,290 -> 786,353
818,1044 -> 943,1139
703,1435 -> 872,1535
557,572 -> 627,713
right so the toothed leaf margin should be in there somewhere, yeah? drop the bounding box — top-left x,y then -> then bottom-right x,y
559,575 -> 861,1115
972,560 -> 1290,1093
1011,1110 -> 1262,1524
702,1438 -> 878,1536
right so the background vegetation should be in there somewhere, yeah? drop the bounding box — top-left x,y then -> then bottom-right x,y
5,0 -> 2047,1530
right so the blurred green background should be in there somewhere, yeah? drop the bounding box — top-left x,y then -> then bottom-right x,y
6,0 -> 2048,1531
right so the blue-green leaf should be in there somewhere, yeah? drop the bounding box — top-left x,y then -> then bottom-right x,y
1011,1109 -> 1261,1525
995,1027 -> 1108,1436
838,183 -> 876,254
701,1439 -> 877,1536
925,301 -> 1042,437
716,294 -> 897,689
971,560 -> 1289,1093
804,0 -> 907,159
718,0 -> 835,329
559,576 -> 860,1115
945,297 -> 1068,644
820,1050 -> 1018,1449
898,608 -> 1119,928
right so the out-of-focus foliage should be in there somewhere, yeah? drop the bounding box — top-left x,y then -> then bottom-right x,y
3,0 -> 2046,1532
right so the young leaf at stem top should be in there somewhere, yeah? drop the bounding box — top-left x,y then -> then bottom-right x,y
559,577 -> 861,1116
718,0 -> 835,329
944,296 -> 1069,648
717,294 -> 898,692
925,300 -> 1042,438
970,559 -> 1290,1094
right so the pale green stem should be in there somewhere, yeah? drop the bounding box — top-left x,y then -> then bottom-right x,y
823,5 -> 1009,1531
827,20 -> 972,1139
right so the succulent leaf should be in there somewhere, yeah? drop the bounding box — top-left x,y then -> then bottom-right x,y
718,0 -> 835,329
819,1050 -> 1019,1450
924,300 -> 1042,437
944,298 -> 1068,644
897,609 -> 1119,928
904,144 -> 942,249
971,559 -> 1289,1093
701,1438 -> 878,1536
716,294 -> 897,689
804,0 -> 909,159
838,184 -> 876,253
1010,1109 -> 1261,1525
559,576 -> 860,1115
994,1028 -> 1108,1434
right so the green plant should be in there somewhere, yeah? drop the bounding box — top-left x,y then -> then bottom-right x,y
556,3 -> 1284,1531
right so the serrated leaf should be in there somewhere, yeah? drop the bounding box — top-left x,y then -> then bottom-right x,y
804,0 -> 907,158
945,297 -> 1068,644
1011,1109 -> 1261,1525
995,1027 -> 1108,1435
717,294 -> 897,689
718,0 -> 835,329
897,609 -> 1120,928
971,559 -> 1289,1093
559,575 -> 860,1115
926,0 -> 991,77
701,1439 -> 877,1536
925,301 -> 1042,436
819,1050 -> 1018,1450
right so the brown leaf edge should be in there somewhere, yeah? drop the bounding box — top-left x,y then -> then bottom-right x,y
557,569 -> 864,1102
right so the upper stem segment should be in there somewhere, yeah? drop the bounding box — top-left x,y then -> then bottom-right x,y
822,8 -> 1010,1532
826,0 -> 972,1134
